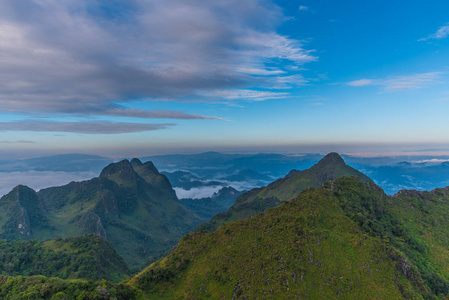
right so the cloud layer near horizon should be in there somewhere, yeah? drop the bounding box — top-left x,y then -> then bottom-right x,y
0,0 -> 315,118
0,170 -> 97,197
0,120 -> 174,134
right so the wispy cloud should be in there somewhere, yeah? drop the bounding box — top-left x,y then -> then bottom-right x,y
347,79 -> 375,87
347,72 -> 443,91
102,108 -> 221,120
200,89 -> 289,102
0,140 -> 36,144
0,121 -> 174,134
299,5 -> 308,11
383,72 -> 442,91
0,0 -> 316,117
419,23 -> 449,41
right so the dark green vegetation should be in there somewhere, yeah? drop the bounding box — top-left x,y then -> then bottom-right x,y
391,187 -> 449,296
128,177 -> 430,299
179,187 -> 242,219
0,234 -> 129,282
0,159 -> 203,268
0,276 -> 139,299
198,152 -> 373,232
126,172 -> 449,299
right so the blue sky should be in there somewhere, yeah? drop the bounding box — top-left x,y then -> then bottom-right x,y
0,0 -> 448,158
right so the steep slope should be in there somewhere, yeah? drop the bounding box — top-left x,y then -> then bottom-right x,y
128,177 -> 429,299
198,152 -> 373,232
0,185 -> 49,240
0,159 -> 203,268
0,234 -> 129,282
390,187 -> 449,295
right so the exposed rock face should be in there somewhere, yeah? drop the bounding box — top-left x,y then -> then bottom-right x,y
76,210 -> 107,239
100,160 -> 138,183
0,185 -> 48,240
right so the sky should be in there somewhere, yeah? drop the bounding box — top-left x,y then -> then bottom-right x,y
0,0 -> 449,158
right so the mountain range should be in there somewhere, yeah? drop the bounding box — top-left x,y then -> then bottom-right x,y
3,152 -> 449,201
1,153 -> 449,298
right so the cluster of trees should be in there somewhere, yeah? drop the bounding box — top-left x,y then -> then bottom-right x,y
0,234 -> 129,282
0,276 -> 139,299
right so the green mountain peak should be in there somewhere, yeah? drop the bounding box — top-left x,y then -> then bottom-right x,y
0,159 -> 203,268
130,158 -> 143,167
0,185 -> 47,240
316,151 -> 345,166
99,159 -> 140,188
197,152 -> 373,232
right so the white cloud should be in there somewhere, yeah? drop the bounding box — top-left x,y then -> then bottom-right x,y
0,121 -> 175,134
347,79 -> 375,87
201,89 -> 289,101
347,72 -> 443,91
0,140 -> 36,144
383,72 -> 441,91
414,159 -> 449,164
237,68 -> 286,76
174,186 -> 223,199
419,23 -> 449,41
299,5 -> 308,11
174,179 -> 264,199
102,108 -> 221,120
0,0 -> 316,116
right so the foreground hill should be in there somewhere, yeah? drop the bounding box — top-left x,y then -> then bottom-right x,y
129,177 -> 433,298
198,152 -> 372,232
0,234 -> 129,282
0,159 -> 203,268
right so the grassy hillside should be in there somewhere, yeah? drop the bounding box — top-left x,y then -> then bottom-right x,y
197,152 -> 373,232
128,177 -> 432,299
391,187 -> 449,295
